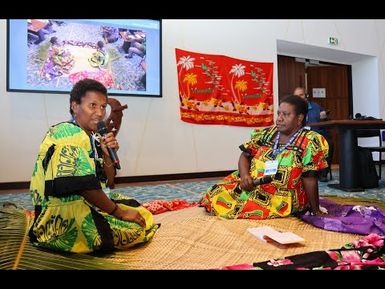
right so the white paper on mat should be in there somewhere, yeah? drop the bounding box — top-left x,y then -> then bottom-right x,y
247,226 -> 305,244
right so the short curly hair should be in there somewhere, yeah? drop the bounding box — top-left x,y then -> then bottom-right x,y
280,95 -> 308,127
69,79 -> 108,116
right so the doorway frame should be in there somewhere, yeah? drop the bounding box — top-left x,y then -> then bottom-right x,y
276,39 -> 380,119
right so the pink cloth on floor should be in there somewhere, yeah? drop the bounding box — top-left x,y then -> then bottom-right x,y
142,199 -> 197,215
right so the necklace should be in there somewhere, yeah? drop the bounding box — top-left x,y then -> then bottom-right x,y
90,132 -> 103,162
271,128 -> 303,159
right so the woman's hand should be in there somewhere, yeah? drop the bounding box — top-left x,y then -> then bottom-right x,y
310,206 -> 328,216
100,131 -> 119,157
240,174 -> 254,192
114,206 -> 146,227
311,210 -> 327,216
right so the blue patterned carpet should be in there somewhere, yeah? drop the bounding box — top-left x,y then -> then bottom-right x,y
2,169 -> 385,210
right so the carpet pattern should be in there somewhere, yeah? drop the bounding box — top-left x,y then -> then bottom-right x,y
2,170 -> 385,210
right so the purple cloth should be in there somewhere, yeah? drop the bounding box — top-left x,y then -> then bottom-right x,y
299,198 -> 385,235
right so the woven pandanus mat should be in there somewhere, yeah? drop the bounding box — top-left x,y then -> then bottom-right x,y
2,195 -> 382,270
108,204 -> 363,269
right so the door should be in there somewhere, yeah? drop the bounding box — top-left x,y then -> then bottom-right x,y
277,55 -> 305,100
307,65 -> 352,164
278,55 -> 353,164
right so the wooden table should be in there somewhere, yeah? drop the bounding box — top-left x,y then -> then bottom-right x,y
308,119 -> 385,191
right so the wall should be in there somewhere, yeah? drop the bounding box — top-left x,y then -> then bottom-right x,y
2,19 -> 385,182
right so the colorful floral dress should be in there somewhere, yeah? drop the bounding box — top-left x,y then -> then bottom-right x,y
200,126 -> 329,219
29,122 -> 158,253
218,233 -> 385,270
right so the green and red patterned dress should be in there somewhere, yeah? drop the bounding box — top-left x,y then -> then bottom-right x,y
29,122 -> 158,253
200,126 -> 329,219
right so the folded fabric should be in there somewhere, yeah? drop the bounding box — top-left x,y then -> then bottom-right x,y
142,199 -> 197,215
217,233 -> 385,270
299,198 -> 385,235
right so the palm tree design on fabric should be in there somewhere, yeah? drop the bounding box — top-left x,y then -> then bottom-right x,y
183,73 -> 197,98
234,80 -> 248,102
177,55 -> 195,97
229,64 -> 246,103
233,79 -> 249,114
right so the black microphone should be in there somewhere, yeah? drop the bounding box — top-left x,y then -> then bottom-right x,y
239,175 -> 274,201
97,121 -> 121,170
252,175 -> 273,187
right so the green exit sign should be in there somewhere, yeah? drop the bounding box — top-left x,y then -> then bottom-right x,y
329,37 -> 338,45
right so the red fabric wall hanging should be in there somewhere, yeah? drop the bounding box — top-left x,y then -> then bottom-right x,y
176,48 -> 274,127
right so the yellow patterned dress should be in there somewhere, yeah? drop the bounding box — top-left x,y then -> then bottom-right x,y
200,126 -> 329,219
29,122 -> 158,253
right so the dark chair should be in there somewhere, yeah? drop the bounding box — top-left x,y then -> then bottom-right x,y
321,112 -> 333,181
356,129 -> 385,179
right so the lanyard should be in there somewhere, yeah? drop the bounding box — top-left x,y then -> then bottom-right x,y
271,128 -> 302,159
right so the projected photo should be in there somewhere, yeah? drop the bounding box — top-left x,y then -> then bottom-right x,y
27,19 -> 146,90
8,19 -> 161,97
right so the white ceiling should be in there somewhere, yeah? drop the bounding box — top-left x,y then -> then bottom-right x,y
277,39 -> 374,65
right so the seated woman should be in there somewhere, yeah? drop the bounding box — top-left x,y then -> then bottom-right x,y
121,30 -> 145,56
29,79 -> 159,253
49,36 -> 74,73
89,40 -> 109,69
200,95 -> 329,219
126,38 -> 146,59
42,37 -> 74,80
101,26 -> 119,43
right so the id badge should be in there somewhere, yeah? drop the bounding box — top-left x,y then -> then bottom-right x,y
264,160 -> 278,176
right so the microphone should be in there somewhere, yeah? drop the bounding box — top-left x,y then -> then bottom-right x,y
252,175 -> 273,187
239,175 -> 274,201
97,121 -> 121,170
